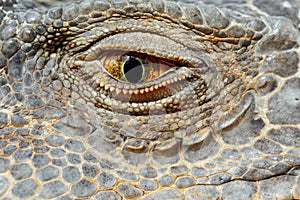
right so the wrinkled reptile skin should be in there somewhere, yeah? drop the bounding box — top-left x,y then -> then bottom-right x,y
0,0 -> 300,199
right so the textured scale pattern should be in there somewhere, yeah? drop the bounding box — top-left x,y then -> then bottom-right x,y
0,0 -> 300,199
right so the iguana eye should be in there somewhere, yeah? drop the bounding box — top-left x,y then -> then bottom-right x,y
99,51 -> 173,84
68,32 -> 211,115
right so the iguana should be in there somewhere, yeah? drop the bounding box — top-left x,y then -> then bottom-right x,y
0,0 -> 299,199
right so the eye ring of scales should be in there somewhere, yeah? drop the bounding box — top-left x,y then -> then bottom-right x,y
0,0 -> 300,199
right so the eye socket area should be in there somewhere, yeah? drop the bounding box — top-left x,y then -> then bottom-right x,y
72,48 -> 205,111
68,32 -> 211,115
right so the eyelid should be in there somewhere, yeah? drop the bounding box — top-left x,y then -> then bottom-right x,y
79,31 -> 207,69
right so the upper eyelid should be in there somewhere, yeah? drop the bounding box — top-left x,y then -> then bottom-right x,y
75,31 -> 208,69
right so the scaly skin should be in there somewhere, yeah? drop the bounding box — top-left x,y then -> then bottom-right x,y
0,0 -> 300,199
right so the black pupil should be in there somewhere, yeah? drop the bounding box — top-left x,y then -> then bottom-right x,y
123,57 -> 143,83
